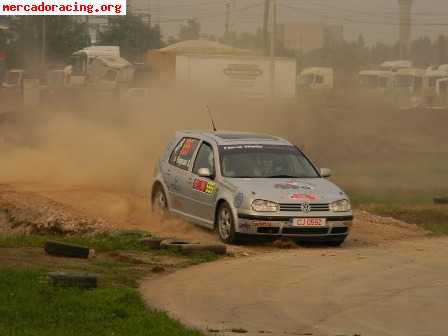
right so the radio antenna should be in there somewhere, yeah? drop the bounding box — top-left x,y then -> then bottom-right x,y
206,105 -> 217,132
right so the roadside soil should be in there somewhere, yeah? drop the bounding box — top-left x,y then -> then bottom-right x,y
1,184 -> 427,255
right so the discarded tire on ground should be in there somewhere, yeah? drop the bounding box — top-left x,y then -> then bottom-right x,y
434,197 -> 448,204
160,239 -> 226,255
141,237 -> 170,250
48,272 -> 97,289
179,244 -> 227,255
160,239 -> 200,252
44,241 -> 93,259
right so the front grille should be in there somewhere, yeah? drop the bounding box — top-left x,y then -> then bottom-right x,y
257,227 -> 280,234
331,227 -> 348,234
282,227 -> 329,235
279,203 -> 330,212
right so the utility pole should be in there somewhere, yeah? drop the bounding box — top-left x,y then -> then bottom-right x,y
156,0 -> 160,26
225,2 -> 230,39
262,0 -> 270,56
269,0 -> 277,97
41,16 -> 46,69
85,16 -> 90,46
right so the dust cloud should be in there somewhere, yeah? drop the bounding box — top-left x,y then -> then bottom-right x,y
0,89 -> 447,236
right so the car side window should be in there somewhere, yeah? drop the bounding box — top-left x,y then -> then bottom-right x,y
169,137 -> 200,170
193,143 -> 215,176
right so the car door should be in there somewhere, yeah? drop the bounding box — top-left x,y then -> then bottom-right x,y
165,137 -> 200,213
186,141 -> 217,225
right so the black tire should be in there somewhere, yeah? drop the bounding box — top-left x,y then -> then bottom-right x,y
180,243 -> 227,255
160,239 -> 199,252
216,202 -> 243,245
151,185 -> 169,216
140,237 -> 169,250
44,241 -> 92,259
434,197 -> 448,205
48,272 -> 97,289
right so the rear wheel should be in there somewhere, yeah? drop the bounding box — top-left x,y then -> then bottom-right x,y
152,185 -> 168,216
216,202 -> 242,245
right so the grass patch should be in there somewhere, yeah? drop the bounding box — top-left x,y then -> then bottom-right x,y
0,232 -> 222,335
0,233 -> 220,287
0,267 -> 203,336
0,231 -> 152,251
346,188 -> 448,235
362,204 -> 448,235
0,232 -> 220,261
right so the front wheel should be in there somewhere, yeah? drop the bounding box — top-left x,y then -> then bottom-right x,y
216,202 -> 242,245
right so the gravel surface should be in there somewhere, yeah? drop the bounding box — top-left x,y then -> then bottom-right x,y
0,185 -> 106,234
0,185 -> 427,251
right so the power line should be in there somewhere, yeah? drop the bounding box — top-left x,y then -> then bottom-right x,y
278,0 -> 448,17
279,4 -> 448,27
158,2 -> 263,23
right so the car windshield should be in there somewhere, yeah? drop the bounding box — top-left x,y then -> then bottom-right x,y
219,145 -> 319,178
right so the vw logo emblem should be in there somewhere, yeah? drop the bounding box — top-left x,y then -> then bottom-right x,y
301,202 -> 311,213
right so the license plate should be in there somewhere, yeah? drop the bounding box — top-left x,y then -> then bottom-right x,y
292,218 -> 326,227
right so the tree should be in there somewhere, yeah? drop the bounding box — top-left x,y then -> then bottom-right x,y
437,35 -> 447,65
410,37 -> 434,67
220,29 -> 264,52
99,15 -> 161,62
178,19 -> 200,41
6,17 -> 89,69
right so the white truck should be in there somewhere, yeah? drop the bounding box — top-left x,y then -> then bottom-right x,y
176,55 -> 296,98
393,68 -> 425,94
358,70 -> 394,90
146,51 -> 296,98
423,65 -> 448,92
68,46 -> 134,90
297,67 -> 334,90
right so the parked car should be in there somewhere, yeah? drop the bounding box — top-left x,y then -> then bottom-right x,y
151,131 -> 353,245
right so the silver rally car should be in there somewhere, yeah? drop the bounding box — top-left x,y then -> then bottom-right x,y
151,131 -> 353,245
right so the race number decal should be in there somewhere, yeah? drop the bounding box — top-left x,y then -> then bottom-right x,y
179,139 -> 193,156
193,178 -> 215,194
289,193 -> 317,201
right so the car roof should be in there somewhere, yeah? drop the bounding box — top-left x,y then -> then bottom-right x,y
177,130 -> 291,146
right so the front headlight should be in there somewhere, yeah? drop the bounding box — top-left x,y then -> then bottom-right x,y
330,199 -> 351,212
252,199 -> 280,212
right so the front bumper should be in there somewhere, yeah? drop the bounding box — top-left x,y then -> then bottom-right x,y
237,213 -> 353,238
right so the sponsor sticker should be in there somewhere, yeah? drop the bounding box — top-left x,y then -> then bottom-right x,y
234,192 -> 244,208
275,182 -> 315,191
179,138 -> 193,156
289,193 -> 317,201
193,178 -> 215,194
275,183 -> 299,190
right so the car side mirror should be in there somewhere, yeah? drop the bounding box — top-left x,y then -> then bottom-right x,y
320,168 -> 332,178
198,168 -> 213,179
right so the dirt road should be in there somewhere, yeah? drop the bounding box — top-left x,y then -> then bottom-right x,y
140,236 -> 448,336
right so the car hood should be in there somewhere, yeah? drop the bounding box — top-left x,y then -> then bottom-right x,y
222,178 -> 347,203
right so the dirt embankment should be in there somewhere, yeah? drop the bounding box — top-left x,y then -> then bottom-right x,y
0,187 -> 104,235
0,184 -> 427,251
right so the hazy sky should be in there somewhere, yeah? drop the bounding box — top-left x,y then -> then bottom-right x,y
142,0 -> 448,44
